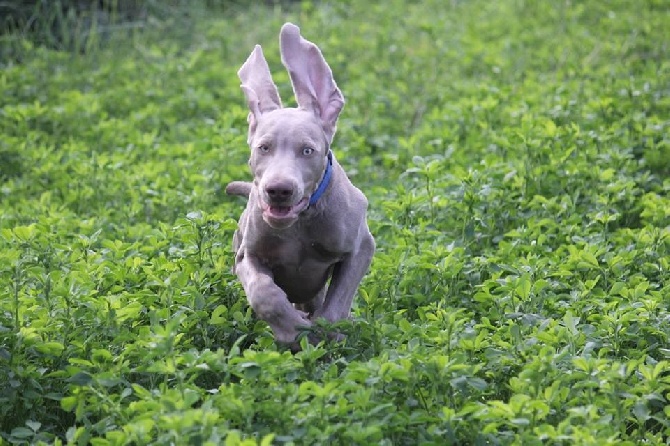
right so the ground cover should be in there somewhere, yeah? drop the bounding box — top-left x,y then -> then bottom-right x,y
1,0 -> 669,444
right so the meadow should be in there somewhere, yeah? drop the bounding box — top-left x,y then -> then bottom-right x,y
1,0 -> 669,444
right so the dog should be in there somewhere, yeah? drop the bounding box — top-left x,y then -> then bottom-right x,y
225,23 -> 375,345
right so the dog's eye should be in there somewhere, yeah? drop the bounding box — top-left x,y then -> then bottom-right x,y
302,147 -> 314,156
258,144 -> 270,153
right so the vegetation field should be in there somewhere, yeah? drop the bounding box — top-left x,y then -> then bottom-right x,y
1,0 -> 669,444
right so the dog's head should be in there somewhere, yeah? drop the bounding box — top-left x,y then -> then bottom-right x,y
238,23 -> 344,229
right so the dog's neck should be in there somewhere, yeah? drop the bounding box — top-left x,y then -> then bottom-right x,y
308,150 -> 333,207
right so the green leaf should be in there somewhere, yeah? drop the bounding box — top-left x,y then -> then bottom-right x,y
13,224 -> 37,241
210,305 -> 228,325
260,433 -> 275,446
25,420 -> 41,432
580,251 -> 599,269
34,341 -> 65,356
632,402 -> 650,421
67,371 -> 93,386
91,348 -> 113,364
515,274 -> 532,300
10,427 -> 34,439
610,282 -> 627,296
61,396 -> 77,412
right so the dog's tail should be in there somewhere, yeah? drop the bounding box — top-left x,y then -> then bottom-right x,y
225,181 -> 253,197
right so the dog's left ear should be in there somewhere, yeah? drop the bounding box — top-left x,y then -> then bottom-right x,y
280,23 -> 344,144
238,45 -> 282,141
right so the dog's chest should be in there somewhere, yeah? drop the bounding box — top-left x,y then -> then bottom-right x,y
255,234 -> 342,271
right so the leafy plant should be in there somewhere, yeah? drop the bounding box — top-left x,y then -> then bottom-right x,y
1,0 -> 668,444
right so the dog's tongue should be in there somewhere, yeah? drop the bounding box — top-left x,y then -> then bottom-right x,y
269,205 -> 292,217
261,197 -> 309,224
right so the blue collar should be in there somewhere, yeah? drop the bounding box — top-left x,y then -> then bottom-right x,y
309,150 -> 333,206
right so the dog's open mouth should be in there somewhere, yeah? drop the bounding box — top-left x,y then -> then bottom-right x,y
269,205 -> 292,217
260,197 -> 309,225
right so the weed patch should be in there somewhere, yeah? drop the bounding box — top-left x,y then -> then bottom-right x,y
1,0 -> 669,444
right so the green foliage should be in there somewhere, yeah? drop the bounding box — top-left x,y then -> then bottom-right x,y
1,0 -> 669,444
0,0 -> 260,62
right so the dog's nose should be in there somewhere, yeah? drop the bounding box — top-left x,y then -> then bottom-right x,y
265,182 -> 294,201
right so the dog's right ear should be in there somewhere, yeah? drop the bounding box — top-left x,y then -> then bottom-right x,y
238,45 -> 282,140
280,23 -> 344,144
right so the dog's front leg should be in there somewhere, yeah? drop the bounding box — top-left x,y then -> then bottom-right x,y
235,251 -> 312,343
313,228 -> 375,323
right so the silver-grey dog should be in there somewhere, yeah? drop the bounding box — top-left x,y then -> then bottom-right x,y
225,23 -> 375,344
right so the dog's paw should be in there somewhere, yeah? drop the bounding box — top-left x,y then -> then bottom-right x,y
295,309 -> 310,320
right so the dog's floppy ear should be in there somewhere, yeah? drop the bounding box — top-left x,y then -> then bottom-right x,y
280,23 -> 344,144
238,45 -> 282,139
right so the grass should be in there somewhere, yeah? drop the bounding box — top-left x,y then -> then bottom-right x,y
1,0 -> 669,444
